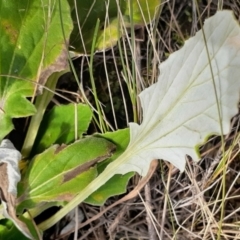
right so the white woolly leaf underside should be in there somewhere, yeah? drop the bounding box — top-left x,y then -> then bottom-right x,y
107,10 -> 240,175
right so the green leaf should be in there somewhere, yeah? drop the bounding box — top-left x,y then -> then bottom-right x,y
0,0 -> 73,140
17,137 -> 115,213
126,0 -> 159,23
68,0 -> 159,53
0,219 -> 30,240
33,103 -> 92,154
86,129 -> 134,205
39,11 -> 240,229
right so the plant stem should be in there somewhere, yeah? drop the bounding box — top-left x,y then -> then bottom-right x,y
21,72 -> 64,158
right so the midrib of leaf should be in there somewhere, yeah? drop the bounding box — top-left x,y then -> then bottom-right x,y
38,148 -> 132,231
27,152 -> 78,195
135,32 -> 236,150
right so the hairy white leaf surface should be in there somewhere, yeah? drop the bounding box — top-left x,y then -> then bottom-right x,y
114,10 -> 240,174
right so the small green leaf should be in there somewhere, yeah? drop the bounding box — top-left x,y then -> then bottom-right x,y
126,0 -> 159,24
33,103 -> 92,154
17,137 -> 115,213
86,129 -> 134,205
0,219 -> 30,240
0,0 -> 73,140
